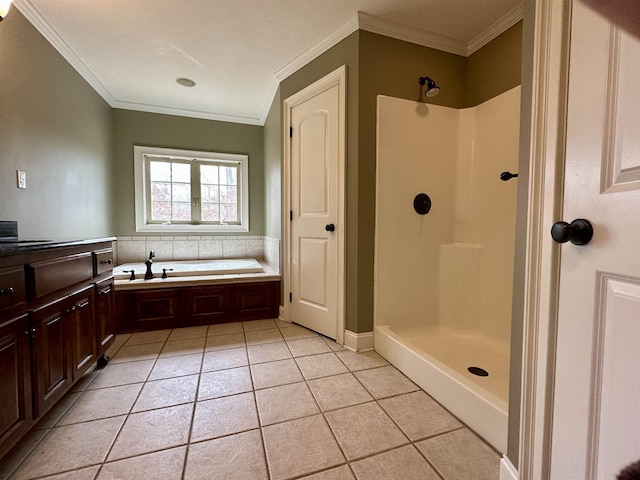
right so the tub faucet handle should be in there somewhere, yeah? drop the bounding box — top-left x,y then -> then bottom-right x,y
162,268 -> 174,279
123,270 -> 136,281
149,250 -> 155,260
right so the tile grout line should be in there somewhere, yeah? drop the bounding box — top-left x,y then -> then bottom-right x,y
180,338 -> 206,480
4,319 -> 501,480
93,329 -> 170,478
244,322 -> 273,480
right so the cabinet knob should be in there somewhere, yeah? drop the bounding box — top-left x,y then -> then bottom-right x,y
1,287 -> 15,296
24,328 -> 36,338
101,259 -> 113,265
66,305 -> 77,314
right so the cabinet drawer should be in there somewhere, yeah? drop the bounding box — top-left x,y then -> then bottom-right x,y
0,266 -> 27,312
28,253 -> 93,300
93,249 -> 114,277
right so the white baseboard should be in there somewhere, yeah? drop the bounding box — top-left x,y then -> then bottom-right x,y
500,456 -> 518,480
343,330 -> 374,352
278,306 -> 285,321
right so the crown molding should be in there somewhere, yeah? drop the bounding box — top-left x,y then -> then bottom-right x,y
467,3 -> 524,55
357,11 -> 468,56
112,101 -> 264,125
273,16 -> 359,82
14,0 -> 117,106
15,0 -> 264,125
16,0 -> 523,126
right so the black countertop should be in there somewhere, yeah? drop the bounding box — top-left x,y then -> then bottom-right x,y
0,237 -> 117,257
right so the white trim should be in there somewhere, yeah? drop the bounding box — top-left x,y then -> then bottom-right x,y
357,11 -> 467,56
112,101 -> 264,126
17,0 -> 524,127
133,146 -> 250,234
13,0 -> 264,126
283,65 -> 347,346
500,456 -> 519,480
274,17 -> 359,83
343,330 -> 375,352
467,4 -> 525,55
278,305 -> 285,322
518,1 -> 571,479
14,0 -> 115,103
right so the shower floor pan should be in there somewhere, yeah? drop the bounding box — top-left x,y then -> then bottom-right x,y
374,324 -> 509,453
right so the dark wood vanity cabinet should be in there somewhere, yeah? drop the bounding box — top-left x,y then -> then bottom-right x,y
0,313 -> 32,458
0,240 -> 115,459
30,295 -> 73,418
94,277 -> 114,358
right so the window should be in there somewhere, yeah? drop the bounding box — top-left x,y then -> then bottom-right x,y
134,146 -> 249,233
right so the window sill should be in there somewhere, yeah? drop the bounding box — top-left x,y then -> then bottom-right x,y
135,224 -> 249,234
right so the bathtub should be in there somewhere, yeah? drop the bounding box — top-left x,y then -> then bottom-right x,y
115,258 -> 264,280
113,258 -> 279,292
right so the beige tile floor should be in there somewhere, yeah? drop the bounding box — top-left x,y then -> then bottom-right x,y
0,319 -> 500,480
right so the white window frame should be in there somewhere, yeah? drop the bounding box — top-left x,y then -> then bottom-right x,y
134,146 -> 249,233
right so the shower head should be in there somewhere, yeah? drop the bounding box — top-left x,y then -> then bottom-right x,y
419,76 -> 440,97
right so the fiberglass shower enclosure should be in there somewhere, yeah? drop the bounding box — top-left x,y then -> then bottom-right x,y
374,87 -> 520,453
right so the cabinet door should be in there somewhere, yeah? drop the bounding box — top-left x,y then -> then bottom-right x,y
134,288 -> 180,330
0,313 -> 32,458
68,286 -> 96,381
95,278 -> 114,356
187,285 -> 228,324
235,282 -> 280,320
31,297 -> 71,418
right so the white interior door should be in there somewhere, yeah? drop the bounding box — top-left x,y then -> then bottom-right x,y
550,2 -> 640,478
285,67 -> 345,341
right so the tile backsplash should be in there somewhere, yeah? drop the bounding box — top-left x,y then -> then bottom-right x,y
116,236 -> 280,273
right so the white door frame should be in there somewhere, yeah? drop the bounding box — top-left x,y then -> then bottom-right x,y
282,65 -> 347,345
517,1 -> 572,479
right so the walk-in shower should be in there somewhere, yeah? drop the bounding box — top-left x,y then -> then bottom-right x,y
374,86 -> 521,453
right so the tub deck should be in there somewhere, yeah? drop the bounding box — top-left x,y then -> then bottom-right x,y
113,260 -> 281,333
114,260 -> 279,291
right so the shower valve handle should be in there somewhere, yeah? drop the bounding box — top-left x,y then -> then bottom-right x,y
551,218 -> 593,245
325,224 -> 335,232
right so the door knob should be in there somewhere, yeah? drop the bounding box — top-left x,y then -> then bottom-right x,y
325,224 -> 335,232
551,218 -> 593,245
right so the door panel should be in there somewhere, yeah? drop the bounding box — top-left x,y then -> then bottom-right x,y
299,114 -> 329,215
550,2 -> 640,478
586,274 -> 640,478
298,237 -> 328,308
289,76 -> 342,339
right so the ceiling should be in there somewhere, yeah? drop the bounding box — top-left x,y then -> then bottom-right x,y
14,0 -> 523,126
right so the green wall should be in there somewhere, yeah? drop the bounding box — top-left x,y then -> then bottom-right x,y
264,88 -> 282,241
111,109 -> 264,236
0,10 -> 113,238
466,22 -> 523,107
276,25 -> 521,334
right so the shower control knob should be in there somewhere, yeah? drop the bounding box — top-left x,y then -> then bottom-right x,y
551,218 -> 593,245
325,224 -> 335,232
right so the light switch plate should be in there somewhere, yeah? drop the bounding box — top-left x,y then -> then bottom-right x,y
17,170 -> 26,189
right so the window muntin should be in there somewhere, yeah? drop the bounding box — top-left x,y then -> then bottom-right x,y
134,146 -> 249,233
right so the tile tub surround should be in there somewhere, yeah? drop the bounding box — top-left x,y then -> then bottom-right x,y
1,320 -> 501,480
115,235 -> 280,272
